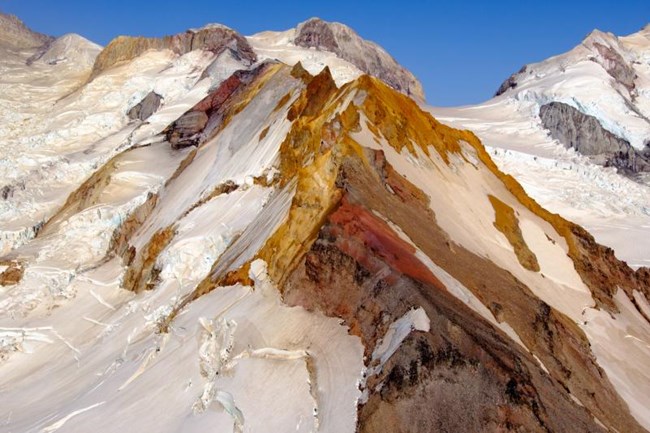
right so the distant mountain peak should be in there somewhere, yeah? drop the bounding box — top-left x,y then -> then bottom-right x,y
26,33 -> 102,67
294,17 -> 425,100
247,17 -> 425,101
0,12 -> 52,50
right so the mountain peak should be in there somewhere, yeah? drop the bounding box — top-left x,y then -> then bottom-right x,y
2,12 -> 650,433
250,17 -> 425,101
0,12 -> 52,50
26,33 -> 102,67
188,22 -> 236,33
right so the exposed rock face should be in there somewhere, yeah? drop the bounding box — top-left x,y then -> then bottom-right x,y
592,41 -> 637,91
195,67 -> 647,432
0,261 -> 23,286
282,151 -> 640,432
164,63 -> 272,149
293,18 -> 425,101
90,25 -> 257,79
540,101 -> 650,173
0,13 -> 52,50
127,91 -> 163,121
494,65 -> 526,96
294,18 -> 339,52
167,111 -> 209,149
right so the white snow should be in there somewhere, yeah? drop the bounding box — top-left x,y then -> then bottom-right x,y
247,29 -> 363,87
370,307 -> 430,372
582,289 -> 650,430
2,19 -> 649,433
0,41 -> 371,433
0,48 -> 219,254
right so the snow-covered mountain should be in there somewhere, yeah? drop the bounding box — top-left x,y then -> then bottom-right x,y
1,13 -> 649,433
430,24 -> 650,269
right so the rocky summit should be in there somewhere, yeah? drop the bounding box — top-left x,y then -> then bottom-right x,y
0,12 -> 649,433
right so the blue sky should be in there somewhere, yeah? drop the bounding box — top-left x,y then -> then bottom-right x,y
1,0 -> 648,106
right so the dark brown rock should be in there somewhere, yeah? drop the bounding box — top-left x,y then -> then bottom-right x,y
167,111 -> 208,149
495,65 -> 527,96
164,62 -> 275,150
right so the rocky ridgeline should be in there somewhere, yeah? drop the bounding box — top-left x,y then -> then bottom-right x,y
0,13 -> 54,50
89,24 -> 257,79
0,13 -> 52,50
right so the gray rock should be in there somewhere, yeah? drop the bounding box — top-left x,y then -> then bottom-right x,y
166,111 -> 209,149
540,102 -> 650,173
293,18 -> 425,101
294,18 -> 339,52
127,92 -> 163,121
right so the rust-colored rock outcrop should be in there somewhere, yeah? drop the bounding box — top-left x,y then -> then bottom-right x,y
0,261 -> 24,286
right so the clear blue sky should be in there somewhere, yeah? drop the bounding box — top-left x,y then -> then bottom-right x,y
1,0 -> 648,106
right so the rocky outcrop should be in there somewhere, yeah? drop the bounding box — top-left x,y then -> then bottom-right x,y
294,18 -> 340,52
89,24 -> 257,80
0,13 -> 52,50
166,111 -> 209,148
127,91 -> 163,121
293,18 -> 425,101
494,65 -> 527,96
183,68 -> 647,431
164,62 -> 273,149
0,261 -> 23,286
540,101 -> 650,173
592,41 -> 636,91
